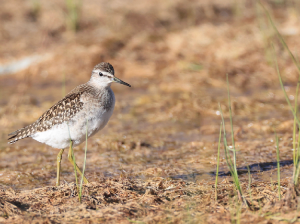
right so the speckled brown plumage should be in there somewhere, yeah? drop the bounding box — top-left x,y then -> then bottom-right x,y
8,87 -> 85,144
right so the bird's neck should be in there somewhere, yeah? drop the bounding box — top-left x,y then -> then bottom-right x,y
86,80 -> 112,98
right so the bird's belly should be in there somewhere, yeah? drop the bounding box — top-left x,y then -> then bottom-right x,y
31,107 -> 114,149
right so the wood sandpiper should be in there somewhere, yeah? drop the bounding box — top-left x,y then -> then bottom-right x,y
8,62 -> 131,186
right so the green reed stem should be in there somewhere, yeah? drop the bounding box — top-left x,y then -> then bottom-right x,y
215,122 -> 222,201
255,2 -> 272,64
272,44 -> 300,185
272,45 -> 300,126
293,79 -> 300,175
219,105 -> 235,175
261,1 -> 300,126
65,0 -> 81,32
79,119 -> 88,203
260,1 -> 300,73
68,125 -> 79,192
260,1 -> 300,185
226,74 -> 237,174
218,77 -> 246,205
295,127 -> 300,185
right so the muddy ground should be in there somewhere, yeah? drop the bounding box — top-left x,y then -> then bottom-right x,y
1,0 -> 300,223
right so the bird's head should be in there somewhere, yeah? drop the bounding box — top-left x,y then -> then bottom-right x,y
90,62 -> 131,88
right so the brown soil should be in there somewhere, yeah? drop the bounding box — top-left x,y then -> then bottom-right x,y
1,0 -> 300,223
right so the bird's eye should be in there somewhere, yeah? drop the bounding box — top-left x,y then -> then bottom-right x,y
99,72 -> 103,76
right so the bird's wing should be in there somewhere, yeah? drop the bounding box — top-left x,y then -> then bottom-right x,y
8,87 -> 85,144
35,91 -> 84,132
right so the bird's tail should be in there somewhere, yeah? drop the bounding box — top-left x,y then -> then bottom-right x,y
8,123 -> 36,144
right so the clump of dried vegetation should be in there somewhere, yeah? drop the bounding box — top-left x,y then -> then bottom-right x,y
2,0 -> 300,223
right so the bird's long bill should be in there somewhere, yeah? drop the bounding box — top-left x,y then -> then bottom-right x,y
113,77 -> 131,87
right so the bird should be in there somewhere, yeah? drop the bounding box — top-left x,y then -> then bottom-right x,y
8,62 -> 131,186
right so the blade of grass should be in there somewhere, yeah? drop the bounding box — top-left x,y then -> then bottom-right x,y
295,127 -> 300,185
219,106 -> 239,188
271,44 -> 300,185
260,1 -> 300,185
67,124 -> 79,192
233,0 -> 241,18
219,78 -> 241,188
255,1 -> 273,64
272,44 -> 300,125
219,104 -> 235,176
261,1 -> 300,128
293,78 -> 299,177
294,56 -> 300,185
218,78 -> 247,206
215,122 -> 222,201
259,1 -> 300,73
65,0 -> 82,32
79,119 -> 88,203
30,0 -> 40,21
226,74 -> 237,175
294,54 -> 300,174
275,132 -> 281,200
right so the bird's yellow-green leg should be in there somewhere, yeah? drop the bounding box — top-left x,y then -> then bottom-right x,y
56,148 -> 65,186
67,141 -> 89,184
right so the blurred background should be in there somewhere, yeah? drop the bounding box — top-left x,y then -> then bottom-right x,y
1,0 -> 300,189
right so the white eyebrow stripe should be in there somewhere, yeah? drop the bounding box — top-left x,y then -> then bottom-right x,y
101,71 -> 114,77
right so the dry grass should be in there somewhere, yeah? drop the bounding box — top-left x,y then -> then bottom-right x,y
1,0 -> 300,223
0,177 -> 296,223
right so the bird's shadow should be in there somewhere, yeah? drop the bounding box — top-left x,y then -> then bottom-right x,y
171,160 -> 294,180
